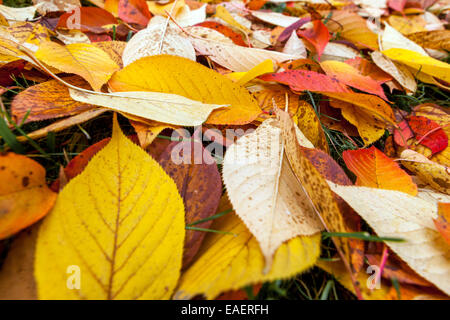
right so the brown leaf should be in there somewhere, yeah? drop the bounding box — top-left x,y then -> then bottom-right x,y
158,138 -> 222,268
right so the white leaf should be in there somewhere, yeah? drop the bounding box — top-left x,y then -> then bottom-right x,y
176,4 -> 206,27
381,22 -> 428,55
251,10 -> 300,27
69,89 -> 226,126
122,16 -> 196,67
223,119 -> 322,268
282,31 -> 306,59
190,37 -> 297,72
328,182 -> 450,295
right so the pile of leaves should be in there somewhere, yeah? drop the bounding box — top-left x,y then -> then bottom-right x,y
0,0 -> 449,300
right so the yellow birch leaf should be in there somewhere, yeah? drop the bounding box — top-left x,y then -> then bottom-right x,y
381,48 -> 450,83
34,116 -> 185,299
146,0 -> 185,16
35,41 -> 120,91
174,197 -> 321,300
108,55 -> 262,125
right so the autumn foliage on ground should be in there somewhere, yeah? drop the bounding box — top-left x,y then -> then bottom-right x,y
0,0 -> 449,300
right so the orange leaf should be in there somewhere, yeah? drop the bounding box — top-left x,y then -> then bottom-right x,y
297,20 -> 330,60
434,203 -> 450,246
320,60 -> 389,100
57,7 -> 117,34
343,146 -> 418,196
118,0 -> 152,26
0,153 -> 57,239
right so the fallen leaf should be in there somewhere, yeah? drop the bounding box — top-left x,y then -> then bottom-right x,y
34,116 -> 185,299
223,118 -> 322,268
108,55 -> 261,125
158,139 -> 222,268
57,7 -> 118,34
382,48 -> 450,83
260,69 -> 350,93
69,88 -> 226,126
298,20 -> 330,60
328,182 -> 450,295
122,16 -> 196,66
11,76 -> 93,124
174,197 -> 321,299
371,51 -> 417,93
194,21 -> 246,46
251,10 -> 300,28
277,110 -> 356,280
293,100 -> 329,153
400,149 -> 450,195
407,115 -> 448,155
343,146 -> 418,195
0,152 -> 57,240
324,10 -> 378,50
434,203 -> 450,245
407,30 -> 450,51
118,0 -> 152,26
320,60 -> 388,100
35,41 -> 120,91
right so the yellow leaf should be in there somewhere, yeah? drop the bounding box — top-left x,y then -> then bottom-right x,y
108,55 -> 262,125
35,41 -> 120,91
214,5 -> 251,34
317,260 -> 390,300
146,0 -> 185,16
225,59 -> 274,85
34,116 -> 185,299
174,197 -> 321,300
330,99 -> 387,146
382,48 -> 450,83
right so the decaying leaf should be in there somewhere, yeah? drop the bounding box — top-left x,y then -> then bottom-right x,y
122,16 -> 196,67
34,117 -> 185,299
223,118 -> 323,269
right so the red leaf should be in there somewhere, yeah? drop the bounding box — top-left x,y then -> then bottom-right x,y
297,20 -> 330,60
57,7 -> 118,34
408,115 -> 448,155
394,119 -> 414,147
196,21 -> 247,46
259,70 -> 350,93
0,60 -> 26,87
343,146 -> 418,196
118,0 -> 152,26
388,0 -> 407,12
